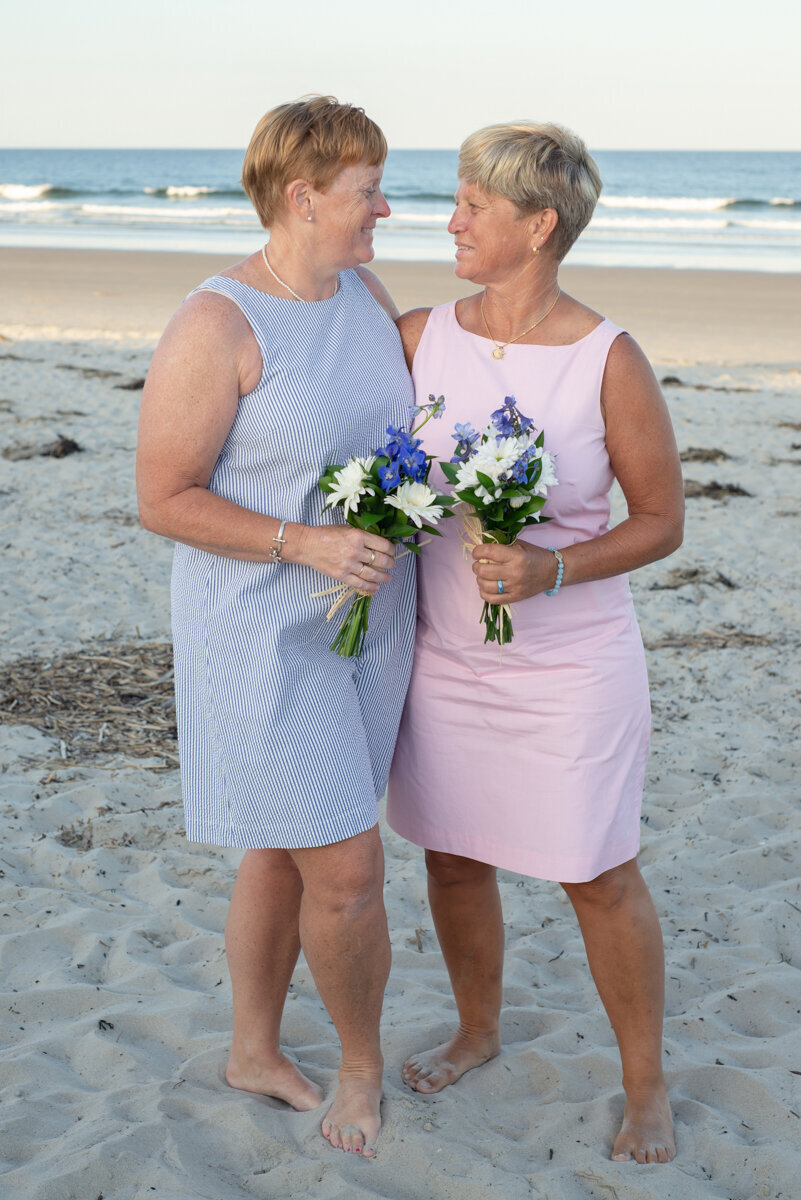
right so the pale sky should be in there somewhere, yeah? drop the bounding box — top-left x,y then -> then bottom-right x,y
2,0 -> 799,150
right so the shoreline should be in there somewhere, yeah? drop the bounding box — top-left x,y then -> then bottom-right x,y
1,246 -> 800,363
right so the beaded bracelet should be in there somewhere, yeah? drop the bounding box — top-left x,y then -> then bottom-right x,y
545,547 -> 564,596
268,520 -> 288,563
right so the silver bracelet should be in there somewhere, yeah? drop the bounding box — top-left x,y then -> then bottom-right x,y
268,520 -> 288,563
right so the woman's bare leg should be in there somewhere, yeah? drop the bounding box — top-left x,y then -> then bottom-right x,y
290,825 -> 390,1158
403,850 -> 504,1093
562,858 -> 675,1164
225,847 -> 324,1110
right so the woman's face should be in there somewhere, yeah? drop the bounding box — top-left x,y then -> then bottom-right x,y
312,161 -> 390,268
448,180 -> 534,284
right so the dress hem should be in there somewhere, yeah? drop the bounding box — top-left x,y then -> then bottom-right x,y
184,813 -> 379,851
385,815 -> 641,884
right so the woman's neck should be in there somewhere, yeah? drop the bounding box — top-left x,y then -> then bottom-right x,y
480,261 -> 560,338
261,229 -> 340,302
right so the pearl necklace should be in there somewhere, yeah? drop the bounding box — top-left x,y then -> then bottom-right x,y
261,245 -> 339,302
480,287 -> 561,359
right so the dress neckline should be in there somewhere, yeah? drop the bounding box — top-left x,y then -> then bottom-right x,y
216,270 -> 345,305
449,301 -> 608,350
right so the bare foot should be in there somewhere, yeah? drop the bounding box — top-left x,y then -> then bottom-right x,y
321,1065 -> 383,1158
402,1028 -> 500,1094
611,1081 -> 675,1164
225,1050 -> 323,1112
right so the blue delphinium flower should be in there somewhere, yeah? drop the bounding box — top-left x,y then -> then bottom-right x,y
399,440 -> 427,481
378,460 -> 401,491
491,400 -> 517,437
450,421 -> 480,464
378,424 -> 404,461
491,396 -> 535,440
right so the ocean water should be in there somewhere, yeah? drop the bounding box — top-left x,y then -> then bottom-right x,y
0,148 -> 799,272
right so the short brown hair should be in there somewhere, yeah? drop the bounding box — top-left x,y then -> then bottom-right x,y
458,122 -> 602,260
242,95 -> 387,229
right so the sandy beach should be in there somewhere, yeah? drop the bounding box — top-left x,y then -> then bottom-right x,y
1,249 -> 800,1200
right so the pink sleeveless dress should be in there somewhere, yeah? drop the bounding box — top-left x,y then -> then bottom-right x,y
386,303 -> 650,883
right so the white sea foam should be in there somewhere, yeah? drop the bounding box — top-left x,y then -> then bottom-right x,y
0,183 -> 53,200
143,185 -> 218,198
81,203 -> 255,223
733,217 -> 801,233
591,215 -> 730,232
386,212 -> 450,226
598,195 -> 737,212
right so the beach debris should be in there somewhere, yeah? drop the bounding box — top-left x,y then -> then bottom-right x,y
55,364 -> 122,380
684,479 -> 752,499
680,447 -> 731,463
3,434 -> 83,461
97,1019 -> 115,1031
660,374 -> 757,394
0,640 -> 177,770
114,377 -> 146,391
57,819 -> 93,850
646,630 -> 774,650
650,567 -> 738,591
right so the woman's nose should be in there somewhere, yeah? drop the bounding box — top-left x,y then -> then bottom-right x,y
447,208 -> 462,235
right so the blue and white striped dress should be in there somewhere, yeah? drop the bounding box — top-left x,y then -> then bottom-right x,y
170,269 -> 416,848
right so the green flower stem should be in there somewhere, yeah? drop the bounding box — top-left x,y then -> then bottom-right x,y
330,593 -> 373,658
480,600 -> 514,646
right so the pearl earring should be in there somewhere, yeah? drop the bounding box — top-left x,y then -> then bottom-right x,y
307,214 -> 313,222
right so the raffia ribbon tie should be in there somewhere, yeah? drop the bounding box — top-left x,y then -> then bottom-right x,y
456,503 -> 513,628
310,541 -> 424,622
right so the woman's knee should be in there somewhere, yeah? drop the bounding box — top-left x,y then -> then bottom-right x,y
561,858 -> 640,910
425,849 -> 496,888
294,831 -> 385,917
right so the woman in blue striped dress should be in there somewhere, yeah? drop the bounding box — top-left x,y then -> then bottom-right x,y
136,97 -> 415,1158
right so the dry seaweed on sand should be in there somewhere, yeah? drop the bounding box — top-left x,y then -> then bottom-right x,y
684,479 -> 752,499
3,434 -> 83,461
680,447 -> 731,463
646,629 -> 775,650
0,641 -> 178,770
649,566 -> 738,591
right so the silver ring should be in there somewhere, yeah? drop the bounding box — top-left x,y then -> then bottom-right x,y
497,580 -> 504,594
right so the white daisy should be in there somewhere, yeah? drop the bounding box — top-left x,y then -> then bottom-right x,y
384,480 -> 445,528
327,456 -> 376,518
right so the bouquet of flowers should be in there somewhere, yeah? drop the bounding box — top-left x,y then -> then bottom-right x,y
440,395 -> 558,646
318,396 -> 452,657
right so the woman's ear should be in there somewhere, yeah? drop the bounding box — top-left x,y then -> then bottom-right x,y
285,178 -> 314,222
529,207 -> 559,253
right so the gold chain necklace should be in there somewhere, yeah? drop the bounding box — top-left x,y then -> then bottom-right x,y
261,245 -> 339,302
480,287 -> 561,359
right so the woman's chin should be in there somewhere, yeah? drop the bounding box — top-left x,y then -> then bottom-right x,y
454,256 -> 477,281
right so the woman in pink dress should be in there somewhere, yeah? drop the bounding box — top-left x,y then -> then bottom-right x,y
387,122 -> 684,1164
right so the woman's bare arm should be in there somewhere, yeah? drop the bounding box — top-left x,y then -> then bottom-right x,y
473,333 -> 685,602
136,292 -> 395,590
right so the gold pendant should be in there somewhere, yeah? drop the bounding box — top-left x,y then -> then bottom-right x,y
492,346 -> 505,360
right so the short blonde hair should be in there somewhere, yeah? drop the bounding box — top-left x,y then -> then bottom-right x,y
242,95 -> 387,229
458,122 -> 602,260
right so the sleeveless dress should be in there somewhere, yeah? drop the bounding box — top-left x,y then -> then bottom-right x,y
386,303 -> 650,884
171,269 -> 416,849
